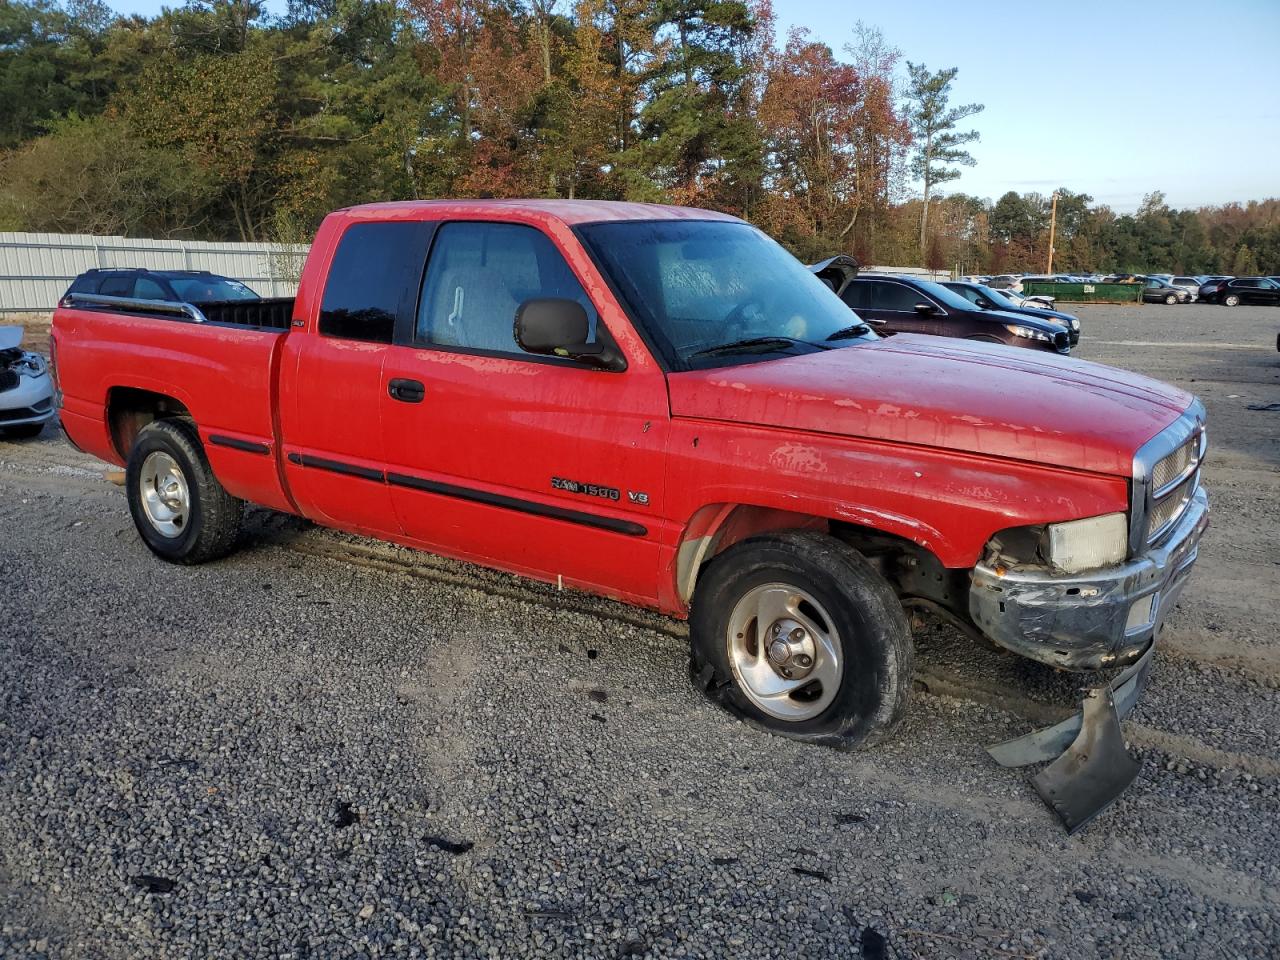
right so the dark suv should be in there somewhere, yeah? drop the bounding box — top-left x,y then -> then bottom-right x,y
828,274 -> 1071,353
1198,277 -> 1280,306
63,269 -> 261,304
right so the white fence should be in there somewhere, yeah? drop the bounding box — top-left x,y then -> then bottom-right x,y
860,266 -> 952,281
0,232 -> 310,314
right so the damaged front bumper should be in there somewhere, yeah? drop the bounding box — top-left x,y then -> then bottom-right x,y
969,487 -> 1209,671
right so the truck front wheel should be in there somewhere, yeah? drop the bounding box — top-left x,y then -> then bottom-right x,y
690,531 -> 913,748
125,418 -> 243,564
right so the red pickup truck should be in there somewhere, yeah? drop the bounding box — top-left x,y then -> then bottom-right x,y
52,200 -> 1208,761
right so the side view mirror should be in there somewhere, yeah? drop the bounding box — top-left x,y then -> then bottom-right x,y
515,298 -> 624,371
976,297 -> 994,309
913,301 -> 937,315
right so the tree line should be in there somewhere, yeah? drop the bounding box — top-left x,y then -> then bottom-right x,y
2,0 -> 1275,275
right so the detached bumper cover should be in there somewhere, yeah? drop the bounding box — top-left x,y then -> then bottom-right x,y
989,641 -> 1154,834
969,487 -> 1209,670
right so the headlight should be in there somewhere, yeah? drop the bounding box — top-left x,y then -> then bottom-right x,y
19,353 -> 48,378
1004,324 -> 1052,342
1068,317 -> 1080,330
1043,513 -> 1128,574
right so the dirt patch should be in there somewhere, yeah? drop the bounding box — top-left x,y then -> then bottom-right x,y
4,312 -> 51,354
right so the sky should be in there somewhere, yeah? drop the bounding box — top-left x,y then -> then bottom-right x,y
106,0 -> 1280,213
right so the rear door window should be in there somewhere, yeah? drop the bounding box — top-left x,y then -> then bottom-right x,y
415,222 -> 597,355
840,282 -> 871,310
874,282 -> 925,311
134,277 -> 169,300
320,221 -> 435,343
98,275 -> 135,297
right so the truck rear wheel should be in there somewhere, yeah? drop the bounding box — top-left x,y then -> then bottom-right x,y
125,418 -> 243,564
689,530 -> 913,749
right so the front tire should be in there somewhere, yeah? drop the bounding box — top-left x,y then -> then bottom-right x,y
689,531 -> 913,749
1165,293 -> 1178,305
125,418 -> 243,564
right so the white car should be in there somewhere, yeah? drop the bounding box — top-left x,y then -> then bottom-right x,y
1170,276 -> 1204,302
0,326 -> 55,440
998,288 -> 1057,310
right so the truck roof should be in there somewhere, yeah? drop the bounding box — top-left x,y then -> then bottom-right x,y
337,199 -> 742,228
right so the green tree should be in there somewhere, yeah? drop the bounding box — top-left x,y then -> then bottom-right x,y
903,62 -> 982,262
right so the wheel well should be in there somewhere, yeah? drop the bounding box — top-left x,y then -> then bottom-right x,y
675,505 -> 978,635
106,387 -> 192,460
831,521 -> 979,639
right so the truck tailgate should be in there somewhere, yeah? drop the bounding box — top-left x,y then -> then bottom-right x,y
54,307 -> 295,513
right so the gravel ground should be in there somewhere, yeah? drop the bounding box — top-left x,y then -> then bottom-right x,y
1,303 -> 1278,959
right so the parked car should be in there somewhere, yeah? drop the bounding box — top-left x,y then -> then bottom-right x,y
942,281 -> 1081,344
64,268 -> 261,304
829,274 -> 1071,353
992,287 -> 1057,310
1170,276 -> 1205,301
987,274 -> 1023,291
1141,277 -> 1190,304
1198,277 -> 1280,306
52,200 -> 1210,830
0,325 -> 55,439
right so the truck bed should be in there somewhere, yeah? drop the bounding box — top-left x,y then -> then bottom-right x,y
53,299 -> 296,513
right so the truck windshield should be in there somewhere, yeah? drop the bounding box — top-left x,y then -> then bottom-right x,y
577,220 -> 876,369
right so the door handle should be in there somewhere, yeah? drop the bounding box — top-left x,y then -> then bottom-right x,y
388,378 -> 426,403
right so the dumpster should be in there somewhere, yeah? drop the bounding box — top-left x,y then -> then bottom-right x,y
1022,282 -> 1144,304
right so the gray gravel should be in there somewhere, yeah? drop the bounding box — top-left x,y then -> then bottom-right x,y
1,303 -> 1279,958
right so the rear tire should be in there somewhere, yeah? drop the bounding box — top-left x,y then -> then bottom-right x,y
125,418 -> 243,564
689,530 -> 913,749
1224,294 -> 1240,307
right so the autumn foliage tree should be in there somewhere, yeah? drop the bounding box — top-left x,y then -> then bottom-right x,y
2,0 -> 1277,275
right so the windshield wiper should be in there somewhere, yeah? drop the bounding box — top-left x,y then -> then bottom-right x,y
688,336 -> 826,360
825,322 -> 872,341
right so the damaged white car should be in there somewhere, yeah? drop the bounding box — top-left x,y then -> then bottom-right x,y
0,326 -> 55,439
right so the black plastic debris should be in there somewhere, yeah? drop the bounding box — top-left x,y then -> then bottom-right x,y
860,926 -> 888,960
589,713 -> 607,723
618,939 -> 646,957
423,835 -> 473,854
790,866 -> 829,881
333,801 -> 358,829
836,813 -> 867,825
1075,890 -> 1097,903
587,649 -> 598,660
587,689 -> 608,703
711,856 -> 738,865
129,875 -> 176,894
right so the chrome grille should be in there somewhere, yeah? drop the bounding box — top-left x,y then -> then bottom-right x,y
1130,402 -> 1206,554
1147,474 -> 1195,541
1151,437 -> 1198,494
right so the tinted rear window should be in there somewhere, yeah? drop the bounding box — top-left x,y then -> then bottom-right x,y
320,222 -> 434,343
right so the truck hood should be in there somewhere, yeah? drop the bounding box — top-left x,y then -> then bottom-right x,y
666,335 -> 1192,476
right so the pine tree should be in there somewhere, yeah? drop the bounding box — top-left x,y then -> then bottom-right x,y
903,63 -> 982,263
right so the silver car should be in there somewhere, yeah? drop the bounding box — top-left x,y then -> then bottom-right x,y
1171,276 -> 1205,302
0,326 -> 55,439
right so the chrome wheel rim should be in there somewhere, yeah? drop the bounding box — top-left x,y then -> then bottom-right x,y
140,451 -> 190,538
726,583 -> 842,721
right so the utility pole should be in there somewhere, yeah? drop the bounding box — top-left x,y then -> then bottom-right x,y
1046,191 -> 1058,274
